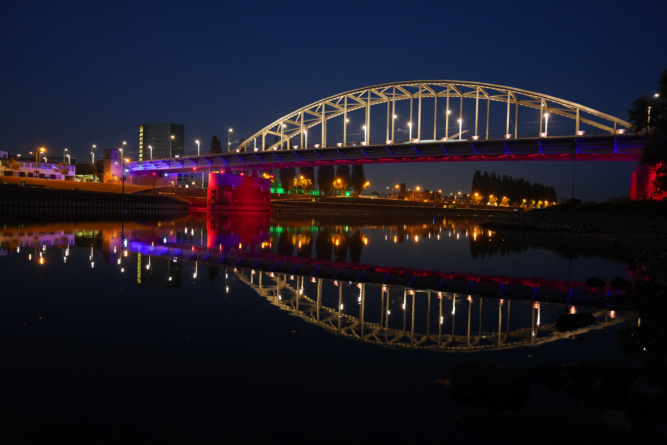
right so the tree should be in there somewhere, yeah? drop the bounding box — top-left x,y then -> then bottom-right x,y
317,166 -> 335,195
350,164 -> 367,196
297,176 -> 314,194
278,167 -> 296,193
210,136 -> 222,154
5,157 -> 21,174
628,68 -> 667,194
53,162 -> 69,176
335,165 -> 351,196
300,166 -> 315,194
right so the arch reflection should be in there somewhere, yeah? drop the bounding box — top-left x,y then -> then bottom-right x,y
234,270 -> 630,351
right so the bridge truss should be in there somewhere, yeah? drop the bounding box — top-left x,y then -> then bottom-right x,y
237,81 -> 632,153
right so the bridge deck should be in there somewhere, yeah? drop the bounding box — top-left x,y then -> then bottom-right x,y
127,134 -> 646,174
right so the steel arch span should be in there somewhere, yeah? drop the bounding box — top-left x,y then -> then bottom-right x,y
237,80 -> 632,153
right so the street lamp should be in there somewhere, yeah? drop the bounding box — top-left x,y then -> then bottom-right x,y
414,186 -> 420,200
64,148 -> 68,164
196,140 -> 200,156
91,145 -> 96,163
304,130 -> 308,149
170,135 -> 175,158
408,122 -> 412,141
544,113 -> 549,137
363,125 -> 366,144
37,147 -> 45,163
458,119 -> 462,140
66,154 -> 70,164
148,145 -> 153,160
228,128 -> 233,152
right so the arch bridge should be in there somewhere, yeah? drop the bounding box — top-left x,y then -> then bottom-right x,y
126,80 -> 644,174
239,80 -> 632,151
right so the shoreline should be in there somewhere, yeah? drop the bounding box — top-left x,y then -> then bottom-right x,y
481,209 -> 667,307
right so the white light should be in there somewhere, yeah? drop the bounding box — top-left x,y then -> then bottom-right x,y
121,268 -> 124,272
91,262 -> 94,268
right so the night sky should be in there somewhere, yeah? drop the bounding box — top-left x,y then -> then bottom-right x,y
2,0 -> 666,201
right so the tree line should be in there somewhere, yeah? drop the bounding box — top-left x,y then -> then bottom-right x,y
278,165 -> 367,196
471,170 -> 557,204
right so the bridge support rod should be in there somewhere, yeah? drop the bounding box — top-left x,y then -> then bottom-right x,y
411,293 -> 415,347
409,96 -> 413,140
300,112 -> 304,149
575,108 -> 580,135
344,96 -> 348,147
417,85 -> 422,141
433,94 -> 438,140
475,87 -> 479,137
515,100 -> 519,138
361,283 -> 366,337
506,91 -> 511,135
386,94 -> 390,142
391,87 -> 396,143
445,87 -> 450,141
539,98 -> 544,136
322,103 -> 326,148
486,96 -> 490,140
365,90 -> 371,145
459,93 -> 463,136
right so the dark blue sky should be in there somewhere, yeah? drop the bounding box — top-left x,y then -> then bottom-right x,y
2,0 -> 665,200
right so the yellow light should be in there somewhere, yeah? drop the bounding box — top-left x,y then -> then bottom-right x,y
416,186 -> 420,191
39,258 -> 44,265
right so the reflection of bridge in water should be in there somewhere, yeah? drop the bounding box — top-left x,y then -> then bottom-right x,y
235,270 -> 629,351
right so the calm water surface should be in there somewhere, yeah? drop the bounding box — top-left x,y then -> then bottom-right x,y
0,213 -> 640,443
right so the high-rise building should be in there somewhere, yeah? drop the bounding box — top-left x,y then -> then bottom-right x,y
139,123 -> 184,161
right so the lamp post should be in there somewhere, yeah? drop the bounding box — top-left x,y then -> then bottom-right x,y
363,126 -> 366,144
458,119 -> 462,140
91,145 -> 96,163
170,135 -> 175,158
121,156 -> 127,194
414,186 -> 420,201
228,129 -> 233,152
37,147 -> 45,163
66,154 -> 70,164
304,130 -> 308,149
544,113 -> 549,137
64,148 -> 68,164
148,145 -> 153,160
394,184 -> 399,199
196,139 -> 202,188
408,122 -> 412,141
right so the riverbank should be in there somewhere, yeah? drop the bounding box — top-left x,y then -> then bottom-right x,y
481,200 -> 667,307
273,197 -> 516,216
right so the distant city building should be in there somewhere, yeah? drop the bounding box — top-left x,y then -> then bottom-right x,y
139,123 -> 184,161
